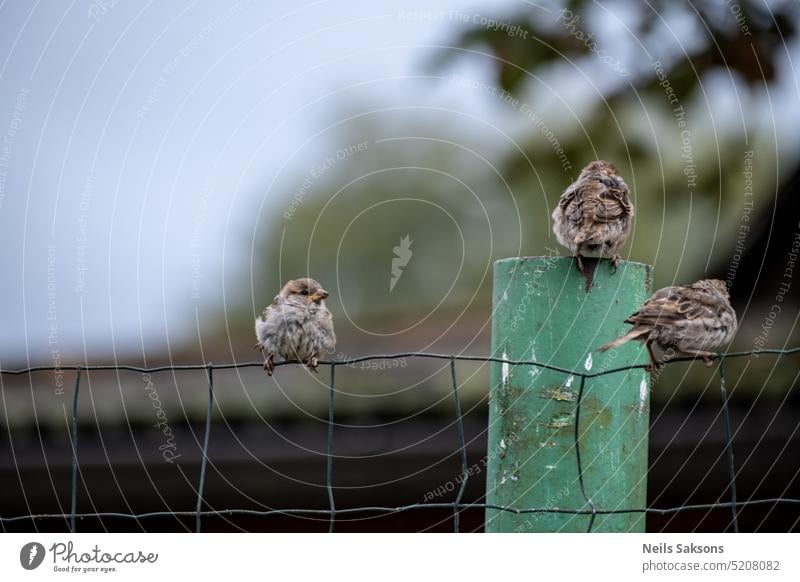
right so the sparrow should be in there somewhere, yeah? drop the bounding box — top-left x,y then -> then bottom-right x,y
254,278 -> 336,375
552,160 -> 633,290
597,279 -> 737,371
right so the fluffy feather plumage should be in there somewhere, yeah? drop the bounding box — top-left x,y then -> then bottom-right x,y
553,160 -> 633,289
255,278 -> 336,375
597,279 -> 737,370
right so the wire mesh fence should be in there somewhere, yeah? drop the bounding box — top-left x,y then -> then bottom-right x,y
2,347 -> 800,533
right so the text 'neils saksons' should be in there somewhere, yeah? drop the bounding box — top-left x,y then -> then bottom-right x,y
643,543 -> 724,554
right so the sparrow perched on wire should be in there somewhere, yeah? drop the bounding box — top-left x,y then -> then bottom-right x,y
552,160 -> 633,290
597,279 -> 737,371
254,278 -> 336,375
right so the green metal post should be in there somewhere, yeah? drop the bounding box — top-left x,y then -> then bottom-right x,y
486,256 -> 652,532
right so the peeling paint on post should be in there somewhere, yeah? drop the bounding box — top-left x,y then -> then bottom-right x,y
486,256 -> 651,532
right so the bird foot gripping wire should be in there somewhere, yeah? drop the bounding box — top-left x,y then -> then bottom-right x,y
262,353 -> 275,376
254,342 -> 275,376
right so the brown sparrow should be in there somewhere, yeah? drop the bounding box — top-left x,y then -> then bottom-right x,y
597,279 -> 737,370
552,160 -> 633,289
255,278 -> 336,375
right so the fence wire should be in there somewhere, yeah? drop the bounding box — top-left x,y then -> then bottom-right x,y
2,347 -> 800,533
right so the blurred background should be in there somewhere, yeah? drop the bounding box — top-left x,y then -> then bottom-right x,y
1,0 -> 799,532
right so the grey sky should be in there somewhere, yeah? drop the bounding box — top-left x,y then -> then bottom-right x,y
1,0 -> 797,365
0,0 -> 515,364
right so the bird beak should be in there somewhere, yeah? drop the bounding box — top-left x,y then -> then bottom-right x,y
309,290 -> 329,303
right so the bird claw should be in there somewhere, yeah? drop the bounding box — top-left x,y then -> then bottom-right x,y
679,350 -> 716,367
263,353 -> 275,376
307,357 -> 319,374
611,255 -> 620,273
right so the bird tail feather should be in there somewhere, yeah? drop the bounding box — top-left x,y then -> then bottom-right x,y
596,327 -> 649,352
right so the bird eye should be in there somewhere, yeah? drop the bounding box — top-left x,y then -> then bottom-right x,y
300,289 -> 309,295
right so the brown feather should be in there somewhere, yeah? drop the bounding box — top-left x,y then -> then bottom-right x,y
595,279 -> 738,369
597,327 -> 649,351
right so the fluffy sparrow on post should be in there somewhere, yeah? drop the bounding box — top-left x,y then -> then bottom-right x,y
597,279 -> 737,371
552,160 -> 633,290
255,278 -> 336,375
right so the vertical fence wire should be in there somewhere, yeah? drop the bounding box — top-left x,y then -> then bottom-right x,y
718,358 -> 739,533
1,350 -> 799,532
69,366 -> 82,533
449,358 -> 469,533
573,373 -> 597,533
196,364 -> 214,533
327,363 -> 337,533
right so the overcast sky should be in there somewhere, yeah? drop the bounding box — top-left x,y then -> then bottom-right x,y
1,0 -> 798,366
0,0 -> 526,365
